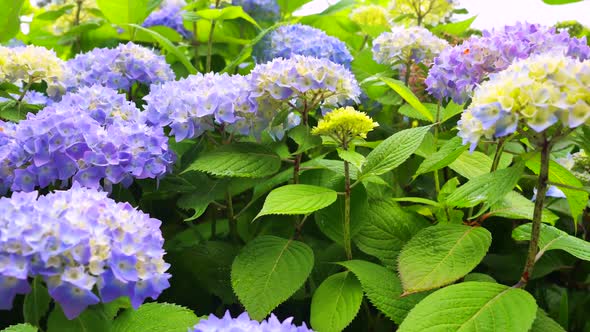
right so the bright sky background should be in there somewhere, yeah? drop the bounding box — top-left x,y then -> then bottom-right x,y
297,0 -> 590,29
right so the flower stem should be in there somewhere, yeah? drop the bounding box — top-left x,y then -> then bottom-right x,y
293,104 -> 309,184
516,137 -> 551,288
343,138 -> 353,260
404,59 -> 413,87
226,190 -> 238,243
206,0 -> 221,72
490,138 -> 506,172
73,0 -> 83,53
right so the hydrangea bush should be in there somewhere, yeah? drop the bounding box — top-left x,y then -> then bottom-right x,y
1,1 -> 590,332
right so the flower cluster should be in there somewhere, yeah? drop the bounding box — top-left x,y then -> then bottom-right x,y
0,90 -> 51,106
232,0 -> 280,22
144,73 -> 262,141
312,106 -> 378,141
350,5 -> 391,29
43,0 -> 101,36
257,24 -> 353,68
67,42 -> 175,91
390,0 -> 456,26
190,311 -> 313,332
0,185 -> 171,319
0,45 -> 68,97
143,0 -> 192,39
250,55 -> 361,108
0,86 -> 174,193
457,54 -> 590,151
426,22 -> 590,104
372,26 -> 448,69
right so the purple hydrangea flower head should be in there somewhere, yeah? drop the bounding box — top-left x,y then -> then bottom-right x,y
0,87 -> 174,192
0,185 -> 170,319
144,72 -> 261,141
232,0 -> 279,22
143,0 -> 192,39
457,53 -> 590,151
67,42 -> 175,91
0,90 -> 51,106
257,24 -> 353,68
250,55 -> 361,108
372,26 -> 448,70
190,311 -> 313,332
426,22 -> 590,104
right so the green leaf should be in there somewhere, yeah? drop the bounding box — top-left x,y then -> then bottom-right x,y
310,271 -> 363,332
463,273 -> 497,283
398,282 -> 538,332
512,223 -> 590,261
398,103 -> 437,122
0,0 -> 24,42
526,155 -> 589,222
431,16 -> 477,36
530,309 -> 566,332
256,184 -> 337,218
414,137 -> 468,178
398,224 -> 492,293
337,149 -> 365,171
445,165 -> 524,208
289,125 -> 322,154
277,0 -> 313,16
126,24 -> 197,75
190,6 -> 259,28
441,101 -> 465,123
450,150 -> 512,179
35,4 -> 75,20
339,260 -> 426,324
184,142 -> 281,178
543,0 -> 582,4
1,324 -> 37,332
380,77 -> 435,122
111,303 -> 199,332
488,191 -> 559,224
362,126 -> 431,177
47,305 -> 112,332
354,199 -> 430,269
96,0 -> 160,25
23,278 -> 51,327
231,235 -> 314,320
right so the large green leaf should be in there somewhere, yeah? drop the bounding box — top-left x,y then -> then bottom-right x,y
96,0 -> 160,25
414,137 -> 468,178
277,0 -> 313,16
310,272 -> 363,332
362,126 -> 431,177
339,260 -> 427,324
256,184 -> 337,218
23,278 -> 50,327
488,191 -> 559,224
354,199 -> 429,269
0,0 -> 24,42
188,6 -> 259,28
231,236 -> 314,320
1,324 -> 37,332
184,143 -> 281,178
450,150 -> 512,179
543,0 -> 582,4
398,224 -> 492,293
111,303 -> 199,332
513,223 -> 590,261
431,16 -> 477,36
526,156 -> 588,222
380,77 -> 435,122
445,165 -> 524,208
47,305 -> 112,332
398,282 -> 538,332
530,309 -> 566,332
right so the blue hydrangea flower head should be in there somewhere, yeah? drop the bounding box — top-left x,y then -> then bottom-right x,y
190,311 -> 313,332
0,185 -> 170,319
232,0 -> 279,22
144,72 -> 262,141
143,0 -> 192,39
257,24 -> 353,68
426,22 -> 590,104
67,42 -> 175,91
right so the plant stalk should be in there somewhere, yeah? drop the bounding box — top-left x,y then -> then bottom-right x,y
73,0 -> 83,53
293,104 -> 309,184
226,190 -> 238,243
517,138 -> 551,287
343,138 -> 353,260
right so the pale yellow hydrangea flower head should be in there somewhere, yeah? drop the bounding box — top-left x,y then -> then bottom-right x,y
312,106 -> 379,141
350,5 -> 391,28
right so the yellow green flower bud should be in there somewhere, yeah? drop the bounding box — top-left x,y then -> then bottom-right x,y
312,106 -> 379,142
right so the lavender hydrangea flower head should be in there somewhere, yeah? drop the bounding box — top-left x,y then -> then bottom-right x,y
232,0 -> 280,22
0,121 -> 25,195
426,22 -> 590,104
144,72 -> 261,141
0,185 -> 171,318
457,53 -> 590,151
0,45 -> 69,97
67,42 -> 175,91
250,55 -> 361,110
257,24 -> 353,68
0,87 -> 174,192
190,311 -> 313,332
143,0 -> 192,39
372,26 -> 448,70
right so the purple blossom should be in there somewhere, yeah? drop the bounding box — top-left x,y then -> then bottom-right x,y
0,185 -> 171,319
143,3 -> 192,39
232,0 -> 280,22
191,311 -> 314,332
426,22 -> 590,104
